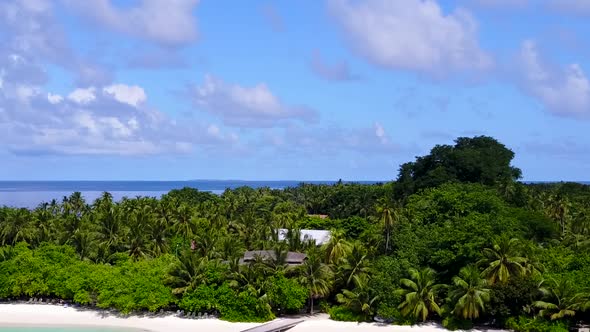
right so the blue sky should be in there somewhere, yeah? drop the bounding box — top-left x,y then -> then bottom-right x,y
1,0 -> 589,181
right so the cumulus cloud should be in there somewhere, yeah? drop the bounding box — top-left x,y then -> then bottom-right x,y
189,75 -> 318,127
0,0 -> 71,64
328,0 -> 492,78
67,87 -> 96,104
518,40 -> 590,119
0,1 -> 114,87
308,50 -> 358,81
0,53 -> 238,156
63,0 -> 200,47
103,84 -> 147,107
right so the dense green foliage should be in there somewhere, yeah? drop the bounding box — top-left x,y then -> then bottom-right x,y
0,135 -> 589,329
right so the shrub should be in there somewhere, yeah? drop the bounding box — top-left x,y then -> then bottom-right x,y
215,285 -> 274,322
265,275 -> 308,313
178,284 -> 217,313
442,316 -> 473,331
329,306 -> 364,322
505,316 -> 569,332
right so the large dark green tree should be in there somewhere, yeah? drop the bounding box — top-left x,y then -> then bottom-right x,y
397,136 -> 521,195
0,135 -> 589,328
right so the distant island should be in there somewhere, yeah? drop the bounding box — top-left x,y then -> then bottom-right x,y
1,136 -> 589,332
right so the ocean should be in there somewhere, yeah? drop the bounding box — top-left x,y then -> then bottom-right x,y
0,180 -> 587,209
0,180 -> 377,208
0,328 -> 138,332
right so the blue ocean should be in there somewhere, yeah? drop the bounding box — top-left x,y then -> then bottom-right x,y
0,180 -> 377,208
0,180 -> 587,208
0,328 -> 139,332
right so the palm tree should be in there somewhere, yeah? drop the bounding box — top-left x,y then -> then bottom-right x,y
478,237 -> 526,284
282,228 -> 308,252
322,230 -> 351,265
395,267 -> 443,322
219,236 -> 244,261
544,192 -> 571,238
534,278 -> 588,320
94,194 -> 123,259
448,265 -> 490,320
299,250 -> 333,314
126,204 -> 152,259
167,250 -> 221,294
32,203 -> 57,245
263,245 -> 290,273
338,243 -> 371,288
520,242 -> 544,278
375,198 -> 401,253
0,208 -> 37,245
71,226 -> 96,260
228,256 -> 268,292
336,274 -> 379,321
172,203 -> 196,241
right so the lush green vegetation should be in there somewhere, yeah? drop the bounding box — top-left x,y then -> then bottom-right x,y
0,136 -> 589,330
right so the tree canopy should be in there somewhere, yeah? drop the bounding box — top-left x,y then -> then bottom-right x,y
0,136 -> 588,331
397,136 -> 522,196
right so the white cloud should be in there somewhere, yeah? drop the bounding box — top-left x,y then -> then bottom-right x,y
15,85 -> 38,102
374,122 -> 389,144
0,0 -> 70,63
47,93 -> 63,104
0,54 -> 240,156
68,87 -> 96,104
328,0 -> 492,77
63,0 -> 200,47
0,1 -> 114,88
207,124 -> 221,137
518,40 -> 590,118
190,74 -> 318,127
103,84 -> 147,107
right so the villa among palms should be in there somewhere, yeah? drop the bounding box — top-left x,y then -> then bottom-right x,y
277,228 -> 332,245
240,250 -> 307,266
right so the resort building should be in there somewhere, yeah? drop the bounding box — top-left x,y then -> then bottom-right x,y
240,250 -> 307,266
276,229 -> 331,246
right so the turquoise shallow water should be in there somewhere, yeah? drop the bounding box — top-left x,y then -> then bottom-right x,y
0,328 -> 137,332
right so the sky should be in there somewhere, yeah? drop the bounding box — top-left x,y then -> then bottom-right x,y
0,0 -> 589,181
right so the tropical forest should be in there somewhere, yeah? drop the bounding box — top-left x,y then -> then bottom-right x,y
0,136 -> 589,332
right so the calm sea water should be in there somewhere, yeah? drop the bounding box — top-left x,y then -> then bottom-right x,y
0,180 -> 586,209
0,328 -> 140,332
0,180 -> 377,208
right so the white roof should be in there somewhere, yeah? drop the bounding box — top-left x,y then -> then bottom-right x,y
277,229 -> 331,245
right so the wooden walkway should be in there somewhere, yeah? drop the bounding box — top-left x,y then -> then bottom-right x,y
240,319 -> 304,332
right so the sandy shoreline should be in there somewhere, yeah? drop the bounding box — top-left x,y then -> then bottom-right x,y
0,304 -> 505,332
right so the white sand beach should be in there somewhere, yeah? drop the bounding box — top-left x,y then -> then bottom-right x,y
0,304 -> 503,332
